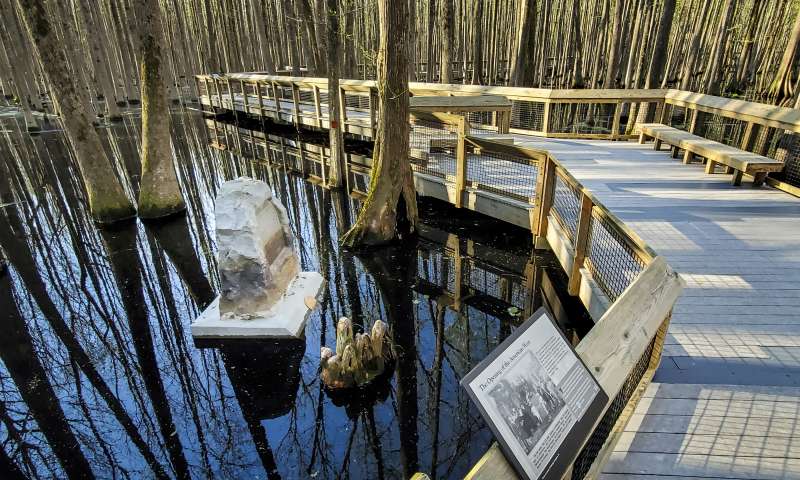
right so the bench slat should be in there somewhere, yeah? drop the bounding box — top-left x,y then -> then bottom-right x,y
639,124 -> 784,177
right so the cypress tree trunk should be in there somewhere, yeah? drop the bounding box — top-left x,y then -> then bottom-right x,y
137,0 -> 185,219
15,0 -> 135,224
470,0 -> 484,85
604,0 -> 625,88
438,0 -> 453,83
645,0 -> 675,89
341,0 -> 417,247
326,0 -> 346,188
769,6 -> 800,103
706,0 -> 737,96
510,0 -> 537,87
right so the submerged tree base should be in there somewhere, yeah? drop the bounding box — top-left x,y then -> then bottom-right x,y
136,196 -> 186,220
92,203 -> 138,226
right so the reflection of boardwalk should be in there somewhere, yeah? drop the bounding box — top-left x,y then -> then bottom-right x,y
207,93 -> 540,200
511,136 -> 800,480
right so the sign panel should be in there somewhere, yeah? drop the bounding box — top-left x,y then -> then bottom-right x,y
461,307 -> 608,480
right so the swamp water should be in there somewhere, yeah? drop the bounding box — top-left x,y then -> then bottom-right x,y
0,108 -> 593,479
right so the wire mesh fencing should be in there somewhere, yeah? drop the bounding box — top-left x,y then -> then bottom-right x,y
551,171 -> 581,241
465,149 -> 539,203
550,103 -> 616,135
409,118 -> 459,180
510,100 -> 545,132
571,335 -> 656,479
585,211 -> 647,302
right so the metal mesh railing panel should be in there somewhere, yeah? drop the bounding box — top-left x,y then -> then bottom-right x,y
466,111 -> 495,133
571,337 -> 655,479
699,113 -> 747,148
464,259 -> 503,300
348,170 -> 370,195
585,213 -> 646,302
344,93 -> 370,110
409,120 -> 458,179
771,132 -> 800,187
298,89 -> 314,104
466,150 -> 538,203
550,103 -> 615,135
510,100 -> 545,131
416,246 -> 456,292
551,172 -> 581,241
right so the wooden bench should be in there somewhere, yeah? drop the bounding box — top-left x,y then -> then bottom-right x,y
638,123 -> 784,186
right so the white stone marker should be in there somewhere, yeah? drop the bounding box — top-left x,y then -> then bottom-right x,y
191,177 -> 324,338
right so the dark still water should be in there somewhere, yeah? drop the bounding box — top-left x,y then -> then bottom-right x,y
0,108 -> 592,479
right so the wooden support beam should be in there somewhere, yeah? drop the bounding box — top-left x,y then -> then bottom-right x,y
533,158 -> 556,248
454,117 -> 469,208
731,169 -> 744,186
313,85 -> 323,127
242,80 -> 250,114
291,84 -> 301,127
369,87 -> 378,135
542,102 -> 552,135
568,193 -> 593,296
740,121 -> 760,152
338,87 -> 348,133
256,81 -> 265,117
611,102 -> 622,139
272,82 -> 282,113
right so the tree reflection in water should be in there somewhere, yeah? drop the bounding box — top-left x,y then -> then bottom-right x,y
0,109 -> 593,479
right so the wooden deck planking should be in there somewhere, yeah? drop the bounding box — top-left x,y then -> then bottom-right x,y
509,136 -> 800,479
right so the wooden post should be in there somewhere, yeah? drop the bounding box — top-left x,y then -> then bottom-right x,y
226,78 -> 239,122
740,122 -> 760,152
291,84 -> 301,127
454,117 -> 469,208
272,82 -> 282,114
654,100 -> 666,124
452,237 -> 464,310
313,85 -> 323,127
256,81 -> 265,117
542,101 -> 552,136
688,108 -> 699,134
660,102 -> 672,125
369,87 -> 379,136
568,194 -> 594,296
242,80 -> 250,114
498,109 -> 511,134
533,157 -> 556,249
213,77 -> 223,111
338,86 -> 348,133
705,158 -> 718,174
611,102 -> 622,140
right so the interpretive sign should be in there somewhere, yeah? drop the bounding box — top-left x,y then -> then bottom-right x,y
461,307 -> 608,480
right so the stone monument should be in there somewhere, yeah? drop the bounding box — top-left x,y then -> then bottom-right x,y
191,177 -> 324,338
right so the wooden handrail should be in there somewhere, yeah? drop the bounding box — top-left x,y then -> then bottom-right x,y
197,73 -> 800,139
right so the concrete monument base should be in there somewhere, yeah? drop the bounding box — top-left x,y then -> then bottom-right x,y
191,272 -> 324,339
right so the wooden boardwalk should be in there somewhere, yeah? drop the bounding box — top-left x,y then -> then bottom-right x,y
201,88 -> 800,479
511,136 -> 800,479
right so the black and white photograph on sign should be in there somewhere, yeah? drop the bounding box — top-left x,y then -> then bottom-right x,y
461,307 -> 608,480
488,351 -> 566,453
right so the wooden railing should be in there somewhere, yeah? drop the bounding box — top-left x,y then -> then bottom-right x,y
454,134 -> 682,480
196,73 -> 800,153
